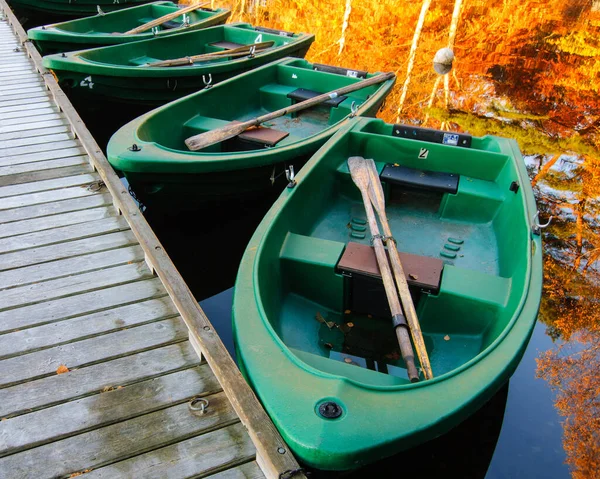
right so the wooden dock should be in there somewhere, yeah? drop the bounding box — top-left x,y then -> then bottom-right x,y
0,4 -> 305,478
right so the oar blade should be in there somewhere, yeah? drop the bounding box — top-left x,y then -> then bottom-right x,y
347,156 -> 370,190
365,158 -> 386,216
185,121 -> 254,151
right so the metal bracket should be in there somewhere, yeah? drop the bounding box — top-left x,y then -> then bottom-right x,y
285,165 -> 296,188
97,5 -> 105,16
202,73 -> 212,89
349,101 -> 358,118
532,210 -> 552,235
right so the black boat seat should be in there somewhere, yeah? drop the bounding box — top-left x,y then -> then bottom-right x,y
337,242 -> 444,294
287,88 -> 347,108
209,40 -> 246,50
380,164 -> 459,194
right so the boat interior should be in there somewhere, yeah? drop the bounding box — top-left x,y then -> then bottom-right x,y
77,23 -> 303,66
137,59 -> 383,154
256,120 -> 532,386
48,2 -> 220,34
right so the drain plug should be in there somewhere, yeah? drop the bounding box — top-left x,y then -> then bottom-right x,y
318,401 -> 343,419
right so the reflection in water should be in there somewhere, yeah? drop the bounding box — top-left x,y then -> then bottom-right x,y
199,0 -> 599,475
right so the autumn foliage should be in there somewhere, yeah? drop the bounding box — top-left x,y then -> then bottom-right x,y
186,0 -> 600,475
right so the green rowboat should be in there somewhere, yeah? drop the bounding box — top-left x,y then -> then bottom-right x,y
42,23 -> 315,105
8,0 -> 155,19
232,117 -> 542,470
107,58 -> 395,210
28,2 -> 230,54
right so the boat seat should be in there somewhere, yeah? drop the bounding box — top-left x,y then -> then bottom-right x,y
337,242 -> 444,294
380,164 -> 459,194
209,40 -> 246,50
287,88 -> 347,108
230,121 -> 289,146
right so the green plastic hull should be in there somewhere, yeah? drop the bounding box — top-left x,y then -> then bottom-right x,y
42,23 -> 315,105
107,58 -> 395,211
9,0 -> 155,17
232,118 -> 543,470
28,2 -> 230,54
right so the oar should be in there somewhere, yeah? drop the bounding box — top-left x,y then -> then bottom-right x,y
185,71 -> 395,151
364,158 -> 434,380
348,156 -> 420,383
146,41 -> 275,68
124,2 -> 208,35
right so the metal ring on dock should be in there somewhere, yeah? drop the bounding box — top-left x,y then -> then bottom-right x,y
188,397 -> 209,414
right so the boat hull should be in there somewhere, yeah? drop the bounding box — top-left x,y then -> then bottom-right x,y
231,117 -> 543,470
28,2 -> 231,55
9,0 -> 155,18
107,58 -> 395,211
42,23 -> 315,106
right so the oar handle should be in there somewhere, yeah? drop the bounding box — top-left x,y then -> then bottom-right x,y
124,2 -> 208,35
355,179 -> 420,383
185,71 -> 395,151
147,41 -> 275,68
255,71 -> 395,124
365,159 -> 434,380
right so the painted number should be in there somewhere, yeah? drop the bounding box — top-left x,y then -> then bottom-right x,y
80,76 -> 94,89
418,148 -> 429,159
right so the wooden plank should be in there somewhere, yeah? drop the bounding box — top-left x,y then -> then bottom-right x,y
207,461 -> 264,479
0,156 -> 88,178
0,317 -> 189,388
0,342 -> 200,418
0,118 -> 66,135
0,172 -> 96,197
0,80 -> 44,93
0,192 -> 112,223
0,277 -> 165,332
0,229 -> 137,271
0,130 -> 73,149
82,423 -> 256,479
0,92 -> 53,109
0,261 -> 152,312
0,138 -> 80,158
0,215 -> 129,253
0,295 -> 176,358
0,146 -> 87,167
0,181 -> 105,211
0,365 -> 222,457
0,112 -> 63,130
0,392 -> 238,478
0,205 -> 116,239
0,163 -> 92,186
0,99 -> 53,113
0,72 -> 45,85
0,87 -> 48,102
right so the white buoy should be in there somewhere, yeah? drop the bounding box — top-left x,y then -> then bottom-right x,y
433,47 -> 454,75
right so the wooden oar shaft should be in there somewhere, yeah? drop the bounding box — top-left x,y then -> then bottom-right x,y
348,158 -> 419,383
124,2 -> 208,35
365,159 -> 434,380
185,71 -> 395,151
147,41 -> 274,67
359,189 -> 420,383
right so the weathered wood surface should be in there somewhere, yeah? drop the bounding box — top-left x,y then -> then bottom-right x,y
0,6 -> 301,478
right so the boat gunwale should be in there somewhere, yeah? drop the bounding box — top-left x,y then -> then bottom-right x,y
107,58 -> 396,173
42,22 -> 315,77
27,1 -> 231,44
246,116 -> 541,393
